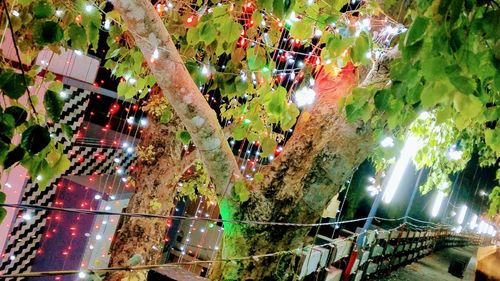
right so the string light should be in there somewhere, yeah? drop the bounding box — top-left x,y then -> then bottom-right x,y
294,87 -> 316,107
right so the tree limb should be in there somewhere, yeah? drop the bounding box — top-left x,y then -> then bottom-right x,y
111,0 -> 241,198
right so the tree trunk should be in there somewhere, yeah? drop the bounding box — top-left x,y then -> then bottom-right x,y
214,66 -> 373,280
106,100 -> 196,281
111,0 -> 241,198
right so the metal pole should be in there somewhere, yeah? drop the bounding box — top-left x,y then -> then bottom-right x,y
404,169 -> 424,223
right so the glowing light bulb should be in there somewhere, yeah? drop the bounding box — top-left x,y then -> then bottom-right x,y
59,91 -> 68,99
103,19 -> 111,30
85,4 -> 93,13
380,137 -> 394,148
12,10 -> 20,17
294,87 -> 316,107
78,271 -> 87,279
55,9 -> 64,17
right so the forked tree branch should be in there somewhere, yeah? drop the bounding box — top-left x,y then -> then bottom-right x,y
111,0 -> 241,198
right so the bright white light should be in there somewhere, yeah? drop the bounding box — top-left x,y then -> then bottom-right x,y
103,19 -> 111,30
469,214 -> 477,229
454,225 -> 463,234
75,50 -> 83,56
431,190 -> 444,217
110,195 -> 116,200
151,48 -> 159,62
366,185 -> 379,197
12,10 -> 20,17
22,213 -> 32,221
94,194 -> 101,200
55,9 -> 64,17
201,65 -> 210,76
139,118 -> 148,127
380,136 -> 394,148
419,111 -> 431,120
128,77 -> 137,85
59,91 -> 68,99
105,206 -> 111,211
448,150 -> 463,160
294,87 -> 316,107
9,255 -> 15,261
36,175 -> 43,182
85,4 -> 93,13
96,234 -> 102,240
314,29 -> 323,37
113,157 -> 121,163
127,116 -> 135,125
78,270 -> 87,279
117,168 -> 124,175
457,205 -> 467,224
382,134 -> 422,203
126,146 -> 134,154
477,220 -> 486,234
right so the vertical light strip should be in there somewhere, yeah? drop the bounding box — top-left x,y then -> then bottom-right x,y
382,135 -> 422,203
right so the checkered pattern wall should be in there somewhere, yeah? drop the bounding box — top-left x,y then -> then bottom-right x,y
0,85 -> 136,279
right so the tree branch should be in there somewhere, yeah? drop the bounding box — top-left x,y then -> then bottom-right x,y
111,0 -> 241,198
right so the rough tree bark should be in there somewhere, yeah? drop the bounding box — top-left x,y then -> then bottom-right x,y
111,1 -> 394,280
107,95 -> 196,281
216,66 -> 373,280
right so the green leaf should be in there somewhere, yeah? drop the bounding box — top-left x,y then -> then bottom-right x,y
61,123 -> 74,140
261,136 -> 275,157
0,206 -> 5,225
404,16 -> 429,46
485,128 -> 500,155
176,130 -> 191,145
33,20 -> 64,45
247,47 -> 266,71
280,104 -> 300,131
67,23 -> 88,51
234,180 -> 250,202
199,22 -> 217,45
290,20 -> 313,40
21,125 -> 50,154
5,106 -> 27,127
44,90 -> 64,123
87,22 -> 100,50
232,125 -> 246,141
351,32 -> 371,65
254,172 -> 264,183
0,141 -> 9,164
0,112 -> 15,143
3,146 -> 26,169
453,93 -> 483,118
159,110 -> 172,124
219,19 -> 242,44
33,0 -> 54,19
266,87 -> 287,115
0,69 -> 29,99
186,27 -> 200,45
420,81 -> 452,108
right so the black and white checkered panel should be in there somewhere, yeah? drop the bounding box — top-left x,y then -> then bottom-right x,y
0,87 -> 91,278
48,86 -> 91,150
66,146 -> 137,176
0,86 -> 139,279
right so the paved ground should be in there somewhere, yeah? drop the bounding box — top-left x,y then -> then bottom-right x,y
378,246 -> 478,281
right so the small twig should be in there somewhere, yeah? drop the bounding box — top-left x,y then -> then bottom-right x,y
1,0 -> 38,118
